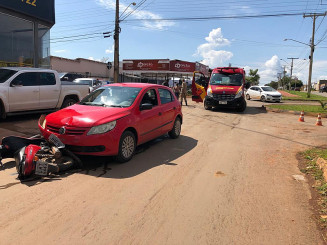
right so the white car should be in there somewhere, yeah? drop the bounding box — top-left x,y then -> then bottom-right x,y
73,78 -> 103,93
0,67 -> 89,118
246,86 -> 282,102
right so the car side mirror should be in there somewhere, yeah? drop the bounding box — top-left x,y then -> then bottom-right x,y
140,103 -> 153,111
11,80 -> 23,87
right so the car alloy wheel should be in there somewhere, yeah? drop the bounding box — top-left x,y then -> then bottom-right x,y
121,135 -> 135,159
117,131 -> 136,163
260,95 -> 266,102
168,117 -> 182,139
174,119 -> 181,136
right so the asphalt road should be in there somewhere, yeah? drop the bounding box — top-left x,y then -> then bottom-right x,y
0,100 -> 326,244
312,91 -> 327,97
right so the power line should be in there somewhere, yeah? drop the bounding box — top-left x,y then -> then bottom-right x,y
122,12 -> 312,22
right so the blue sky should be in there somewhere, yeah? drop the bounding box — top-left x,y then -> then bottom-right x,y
51,0 -> 327,85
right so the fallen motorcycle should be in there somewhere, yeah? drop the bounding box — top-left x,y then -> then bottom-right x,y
0,134 -> 82,179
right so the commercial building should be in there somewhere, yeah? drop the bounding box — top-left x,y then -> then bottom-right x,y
123,59 -> 209,85
50,56 -> 112,80
0,0 -> 55,68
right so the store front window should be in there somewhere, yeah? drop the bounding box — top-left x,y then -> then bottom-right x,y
38,24 -> 50,68
0,13 -> 34,67
0,12 -> 50,68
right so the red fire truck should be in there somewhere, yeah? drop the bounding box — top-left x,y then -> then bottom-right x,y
192,67 -> 250,112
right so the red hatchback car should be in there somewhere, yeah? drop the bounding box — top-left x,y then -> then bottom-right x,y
38,83 -> 183,162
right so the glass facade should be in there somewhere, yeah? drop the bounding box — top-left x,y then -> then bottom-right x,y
38,24 -> 50,68
0,12 -> 50,68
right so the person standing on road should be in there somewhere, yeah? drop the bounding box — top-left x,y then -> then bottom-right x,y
173,82 -> 181,100
162,79 -> 169,87
180,79 -> 188,106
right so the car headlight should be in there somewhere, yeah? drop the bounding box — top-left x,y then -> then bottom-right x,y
87,121 -> 116,135
207,87 -> 213,97
39,114 -> 47,129
235,89 -> 243,98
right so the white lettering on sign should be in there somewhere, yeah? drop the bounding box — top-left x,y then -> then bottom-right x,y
175,63 -> 190,69
137,62 -> 154,68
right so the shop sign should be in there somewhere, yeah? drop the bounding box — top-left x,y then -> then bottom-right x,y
0,0 -> 55,25
123,60 -> 170,71
0,60 -> 32,67
195,62 -> 210,76
170,60 -> 195,73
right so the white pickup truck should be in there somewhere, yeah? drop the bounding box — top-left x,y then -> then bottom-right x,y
0,67 -> 89,118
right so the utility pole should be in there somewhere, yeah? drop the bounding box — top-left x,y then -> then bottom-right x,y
287,57 -> 298,90
114,0 -> 120,83
277,72 -> 282,89
303,12 -> 327,97
282,65 -> 287,90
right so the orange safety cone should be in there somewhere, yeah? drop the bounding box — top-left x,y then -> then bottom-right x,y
298,111 -> 304,122
316,113 -> 323,126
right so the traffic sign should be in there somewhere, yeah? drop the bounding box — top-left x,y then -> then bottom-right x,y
107,62 -> 112,70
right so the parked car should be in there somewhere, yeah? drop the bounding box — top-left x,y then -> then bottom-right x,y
59,72 -> 84,82
73,78 -> 103,93
0,67 -> 89,118
246,86 -> 282,102
38,83 -> 183,162
320,86 -> 327,93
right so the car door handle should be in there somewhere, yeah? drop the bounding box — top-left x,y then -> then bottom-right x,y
33,90 -> 39,93
158,112 -> 162,116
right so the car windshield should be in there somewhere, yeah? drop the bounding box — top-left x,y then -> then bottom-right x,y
261,87 -> 276,92
210,72 -> 243,86
74,80 -> 93,86
80,86 -> 142,108
0,69 -> 17,83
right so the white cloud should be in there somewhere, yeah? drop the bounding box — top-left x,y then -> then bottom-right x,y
88,57 -> 101,62
105,44 -> 114,54
54,50 -> 67,53
257,55 -> 281,85
96,0 -> 174,30
239,56 -> 327,86
195,28 -> 233,67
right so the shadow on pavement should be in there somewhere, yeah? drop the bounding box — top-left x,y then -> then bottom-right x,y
0,113 -> 44,138
79,134 -> 197,179
210,105 -> 267,115
1,134 -> 197,187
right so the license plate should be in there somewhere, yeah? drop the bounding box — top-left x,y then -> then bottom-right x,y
35,161 -> 49,176
49,134 -> 65,149
219,101 -> 228,104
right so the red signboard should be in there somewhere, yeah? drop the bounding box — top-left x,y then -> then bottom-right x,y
169,60 -> 195,73
123,59 -> 170,71
195,62 -> 209,76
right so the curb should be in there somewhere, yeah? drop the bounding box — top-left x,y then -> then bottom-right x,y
265,106 -> 327,118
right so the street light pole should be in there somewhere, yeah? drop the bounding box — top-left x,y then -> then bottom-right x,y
306,14 -> 316,98
303,12 -> 327,97
113,1 -> 136,83
114,0 -> 120,83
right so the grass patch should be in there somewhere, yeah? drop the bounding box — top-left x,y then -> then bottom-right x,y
283,91 -> 327,101
267,104 -> 327,114
301,148 -> 327,228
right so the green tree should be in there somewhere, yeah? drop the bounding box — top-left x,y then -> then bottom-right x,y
290,79 -> 303,89
265,81 -> 278,89
245,69 -> 260,85
280,76 -> 291,89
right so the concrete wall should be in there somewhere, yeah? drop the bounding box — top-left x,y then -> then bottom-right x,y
50,56 -> 113,79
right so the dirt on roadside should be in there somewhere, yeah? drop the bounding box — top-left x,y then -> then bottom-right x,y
278,90 -> 300,97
